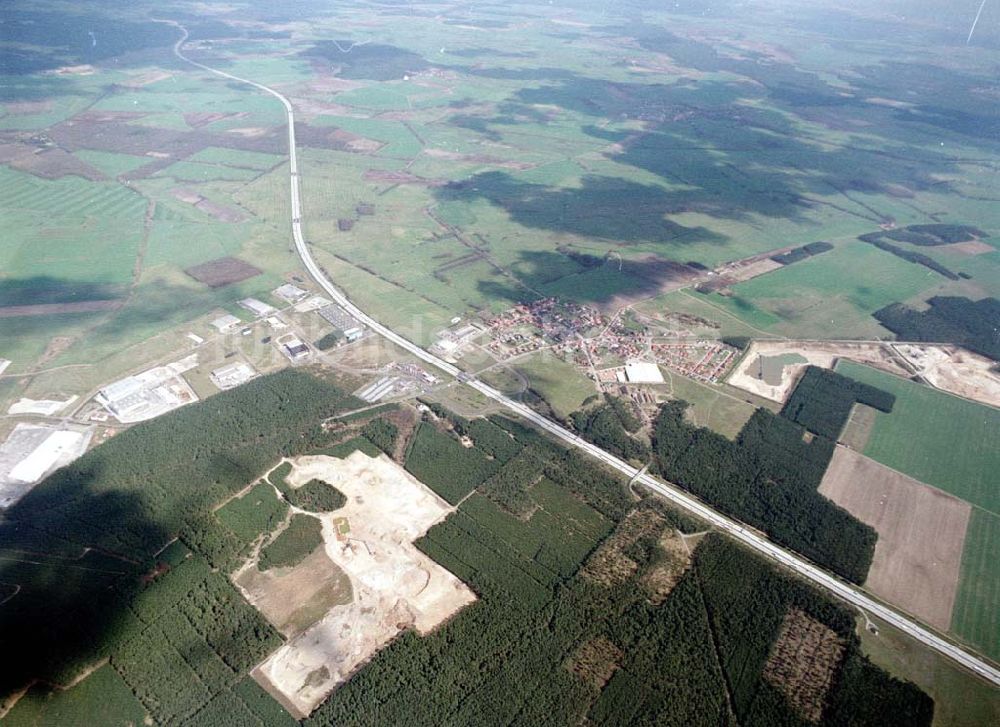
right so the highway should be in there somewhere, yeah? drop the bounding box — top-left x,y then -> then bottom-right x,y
170,26 -> 1000,686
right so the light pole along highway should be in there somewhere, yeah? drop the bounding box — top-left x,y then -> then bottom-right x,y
168,23 -> 1000,687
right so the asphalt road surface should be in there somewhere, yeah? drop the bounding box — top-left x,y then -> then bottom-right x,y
168,23 -> 1000,686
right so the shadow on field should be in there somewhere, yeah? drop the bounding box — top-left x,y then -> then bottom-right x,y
0,273 -> 272,370
0,461 -> 162,703
478,248 -> 702,308
299,41 -> 429,81
435,172 -> 728,247
439,64 -> 974,229
0,278 -> 126,309
1,8 -> 179,76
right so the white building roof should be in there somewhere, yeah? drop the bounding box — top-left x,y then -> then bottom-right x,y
211,314 -> 241,331
624,361 -> 664,384
100,376 -> 145,403
238,298 -> 277,317
273,283 -> 308,301
212,361 -> 253,378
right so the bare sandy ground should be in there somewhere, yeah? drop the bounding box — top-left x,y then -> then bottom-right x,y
254,452 -> 475,716
892,344 -> 1000,408
235,546 -> 353,637
727,340 -> 908,403
819,448 -> 970,630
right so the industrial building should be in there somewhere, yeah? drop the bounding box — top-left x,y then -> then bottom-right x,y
273,283 -> 309,302
238,297 -> 277,317
620,361 -> 665,384
0,423 -> 93,508
95,356 -> 199,423
210,314 -> 241,332
210,361 -> 258,390
294,295 -> 333,313
318,304 -> 365,335
277,334 -> 311,361
357,376 -> 398,403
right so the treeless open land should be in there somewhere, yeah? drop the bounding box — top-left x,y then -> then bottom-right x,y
253,452 -> 475,717
235,545 -> 353,638
819,447 -> 970,631
727,340 -> 909,403
892,343 -> 1000,408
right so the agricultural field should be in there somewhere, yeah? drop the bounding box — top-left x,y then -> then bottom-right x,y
8,0 -> 979,353
819,448 -> 970,632
3,0 -> 998,408
951,510 -> 1000,662
859,614 -> 1000,727
835,361 -> 1000,516
697,240 -> 974,340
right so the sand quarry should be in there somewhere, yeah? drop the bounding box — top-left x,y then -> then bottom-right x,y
729,340 -> 999,409
819,447 -> 970,631
891,343 -> 1000,408
728,340 -> 910,403
252,452 -> 475,717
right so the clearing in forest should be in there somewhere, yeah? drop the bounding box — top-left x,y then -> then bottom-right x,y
252,452 -> 475,717
763,608 -> 845,723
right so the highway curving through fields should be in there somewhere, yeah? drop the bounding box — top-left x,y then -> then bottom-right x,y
169,25 -> 1000,687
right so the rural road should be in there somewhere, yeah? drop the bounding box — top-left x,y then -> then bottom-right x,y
168,24 -> 1000,686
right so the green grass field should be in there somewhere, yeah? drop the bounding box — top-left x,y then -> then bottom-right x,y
664,372 -> 763,439
860,612 -> 1000,727
186,147 -> 284,170
835,361 -> 1000,516
512,352 -> 597,419
75,149 -> 155,177
951,510 -> 1000,662
156,161 -> 263,182
704,241 -> 960,339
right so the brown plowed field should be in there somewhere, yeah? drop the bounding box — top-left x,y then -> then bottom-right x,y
185,256 -> 262,288
819,447 -> 970,630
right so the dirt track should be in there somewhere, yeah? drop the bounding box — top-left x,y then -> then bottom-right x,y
819,448 -> 970,630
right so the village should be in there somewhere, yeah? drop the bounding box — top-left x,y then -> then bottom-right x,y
432,297 -> 741,388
